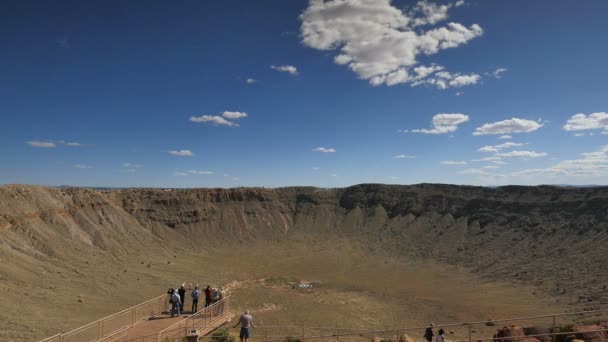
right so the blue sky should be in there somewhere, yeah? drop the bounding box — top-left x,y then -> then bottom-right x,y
1,0 -> 607,188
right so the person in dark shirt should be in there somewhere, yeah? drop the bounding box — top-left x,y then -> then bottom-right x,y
204,285 -> 212,307
178,284 -> 186,312
424,323 -> 435,342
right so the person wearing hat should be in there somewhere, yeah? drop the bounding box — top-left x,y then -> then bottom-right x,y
424,323 -> 435,342
178,283 -> 186,312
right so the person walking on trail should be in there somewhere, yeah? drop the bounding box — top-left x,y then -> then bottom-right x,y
437,328 -> 445,342
191,285 -> 201,313
424,323 -> 435,342
233,309 -> 256,342
178,283 -> 186,312
204,285 -> 212,307
170,290 -> 181,317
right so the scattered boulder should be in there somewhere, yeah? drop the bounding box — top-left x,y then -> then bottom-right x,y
572,324 -> 608,342
494,326 -> 541,342
523,326 -> 552,342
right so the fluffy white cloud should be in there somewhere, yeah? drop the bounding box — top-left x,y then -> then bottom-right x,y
313,147 -> 336,153
246,78 -> 257,84
222,111 -> 248,119
190,115 -> 238,126
27,141 -> 56,148
271,65 -> 298,75
410,113 -> 469,134
300,0 -> 483,87
74,164 -> 92,169
190,111 -> 248,126
512,146 -> 608,178
563,112 -> 608,132
478,142 -> 525,153
496,150 -> 547,158
168,150 -> 193,157
394,154 -> 416,159
441,160 -> 467,165
473,118 -> 543,135
498,135 -> 512,140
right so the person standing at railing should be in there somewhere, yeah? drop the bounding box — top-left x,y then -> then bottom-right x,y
233,309 -> 256,342
436,328 -> 445,342
424,323 -> 435,342
191,285 -> 202,313
205,285 -> 212,307
171,290 -> 181,317
178,283 -> 186,312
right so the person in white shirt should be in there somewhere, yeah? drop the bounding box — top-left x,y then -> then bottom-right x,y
437,328 -> 445,342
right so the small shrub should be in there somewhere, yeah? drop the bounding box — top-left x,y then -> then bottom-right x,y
211,328 -> 236,342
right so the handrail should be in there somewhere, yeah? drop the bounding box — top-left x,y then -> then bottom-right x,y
38,293 -> 168,342
248,306 -> 608,342
157,296 -> 231,341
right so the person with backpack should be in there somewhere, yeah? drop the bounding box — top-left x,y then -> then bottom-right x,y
171,290 -> 181,317
191,285 -> 202,313
178,283 -> 186,312
424,323 -> 435,342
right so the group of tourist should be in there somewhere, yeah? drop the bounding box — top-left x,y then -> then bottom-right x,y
166,283 -> 225,317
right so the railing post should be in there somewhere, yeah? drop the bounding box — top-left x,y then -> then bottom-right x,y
468,323 -> 472,342
552,315 -> 557,342
98,320 -> 103,339
301,326 -> 305,342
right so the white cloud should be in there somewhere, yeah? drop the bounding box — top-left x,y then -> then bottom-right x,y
174,172 -> 189,177
27,141 -> 56,148
190,115 -> 239,127
471,156 -> 502,162
246,78 -> 257,84
496,150 -> 547,158
410,113 -> 469,134
222,111 -> 248,119
498,135 -> 512,140
441,160 -> 467,165
394,154 -> 416,159
512,146 -> 608,178
478,142 -> 525,153
455,92 -> 464,96
74,164 -> 92,169
271,65 -> 298,75
449,73 -> 481,87
473,118 -> 543,135
492,68 -> 507,78
188,170 -> 214,175
168,150 -> 193,157
300,0 -> 483,87
312,167 -> 320,171
313,147 -> 336,153
563,112 -> 608,132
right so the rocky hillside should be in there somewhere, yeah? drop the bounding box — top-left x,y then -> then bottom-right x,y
2,183 -> 608,308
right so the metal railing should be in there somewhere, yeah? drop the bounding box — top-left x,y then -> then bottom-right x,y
39,294 -> 169,342
157,296 -> 231,341
217,306 -> 608,342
